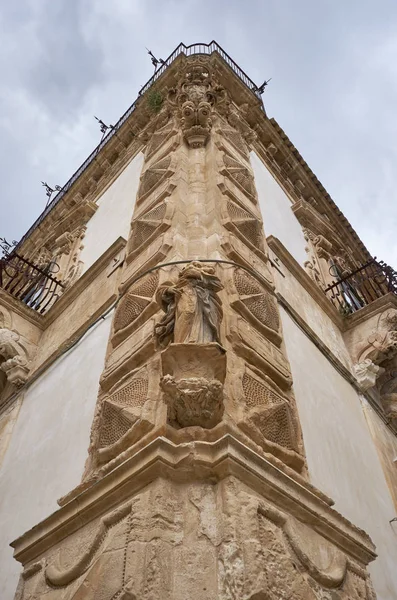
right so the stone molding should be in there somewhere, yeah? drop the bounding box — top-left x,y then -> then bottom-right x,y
11,435 -> 376,568
42,237 -> 126,328
252,121 -> 371,267
267,234 -> 344,329
0,289 -> 44,330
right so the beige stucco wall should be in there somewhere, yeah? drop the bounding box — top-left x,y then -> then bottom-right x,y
281,308 -> 397,600
271,250 -> 351,369
0,313 -> 112,600
251,151 -> 307,266
80,151 -> 144,273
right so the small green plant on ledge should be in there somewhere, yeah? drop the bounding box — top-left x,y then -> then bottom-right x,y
147,90 -> 163,113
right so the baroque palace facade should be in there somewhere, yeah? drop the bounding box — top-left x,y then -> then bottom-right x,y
0,42 -> 397,600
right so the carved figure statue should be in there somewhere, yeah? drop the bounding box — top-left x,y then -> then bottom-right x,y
155,262 -> 223,346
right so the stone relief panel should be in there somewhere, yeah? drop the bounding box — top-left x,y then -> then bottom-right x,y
221,195 -> 266,258
215,122 -> 250,160
228,267 -> 281,346
136,154 -> 176,204
87,363 -> 157,471
220,233 -> 274,288
145,119 -> 179,161
112,270 -> 160,347
221,151 -> 257,203
236,365 -> 304,472
126,198 -> 174,261
227,315 -> 292,391
15,478 -> 376,600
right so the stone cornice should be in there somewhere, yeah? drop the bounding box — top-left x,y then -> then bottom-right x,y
0,289 -> 44,329
251,120 -> 373,266
343,292 -> 397,330
12,48 -> 375,273
11,435 -> 376,567
266,235 -> 344,329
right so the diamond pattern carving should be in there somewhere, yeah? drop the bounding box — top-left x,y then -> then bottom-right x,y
233,269 -> 279,333
128,203 -> 167,254
113,271 -> 159,333
145,121 -> 177,161
98,401 -> 135,448
137,155 -> 172,200
223,153 -> 256,200
226,200 -> 263,248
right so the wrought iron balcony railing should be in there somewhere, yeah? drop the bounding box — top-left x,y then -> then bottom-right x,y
324,259 -> 397,314
16,41 -> 264,250
0,252 -> 64,314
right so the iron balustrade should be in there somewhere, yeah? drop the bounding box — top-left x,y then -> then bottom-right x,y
324,259 -> 397,314
16,41 -> 264,250
0,253 -> 65,314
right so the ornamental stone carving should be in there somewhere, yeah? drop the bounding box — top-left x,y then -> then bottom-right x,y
13,476 -> 377,600
167,58 -> 229,148
160,343 -> 226,429
0,328 -> 32,388
155,262 -> 223,347
354,359 -> 384,391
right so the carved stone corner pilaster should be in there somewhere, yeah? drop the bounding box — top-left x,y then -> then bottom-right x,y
160,342 -> 226,429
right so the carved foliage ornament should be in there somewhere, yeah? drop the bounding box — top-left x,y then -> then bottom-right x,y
167,58 -> 229,148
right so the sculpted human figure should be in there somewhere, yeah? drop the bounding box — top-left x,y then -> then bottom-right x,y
155,262 -> 223,346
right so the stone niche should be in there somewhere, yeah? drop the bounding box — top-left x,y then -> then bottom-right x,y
12,437 -> 377,600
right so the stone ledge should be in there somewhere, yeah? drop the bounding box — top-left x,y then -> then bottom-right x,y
266,234 -> 344,329
43,236 -> 127,327
0,289 -> 44,329
344,292 -> 397,330
11,434 -> 376,567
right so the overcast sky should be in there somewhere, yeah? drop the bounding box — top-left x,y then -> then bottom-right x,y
1,0 -> 396,266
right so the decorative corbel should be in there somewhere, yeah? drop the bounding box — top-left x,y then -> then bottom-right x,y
0,328 -> 34,388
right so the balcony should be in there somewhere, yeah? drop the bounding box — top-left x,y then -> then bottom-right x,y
0,252 -> 64,314
324,259 -> 397,314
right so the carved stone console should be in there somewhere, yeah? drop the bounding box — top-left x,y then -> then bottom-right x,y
160,343 -> 226,429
